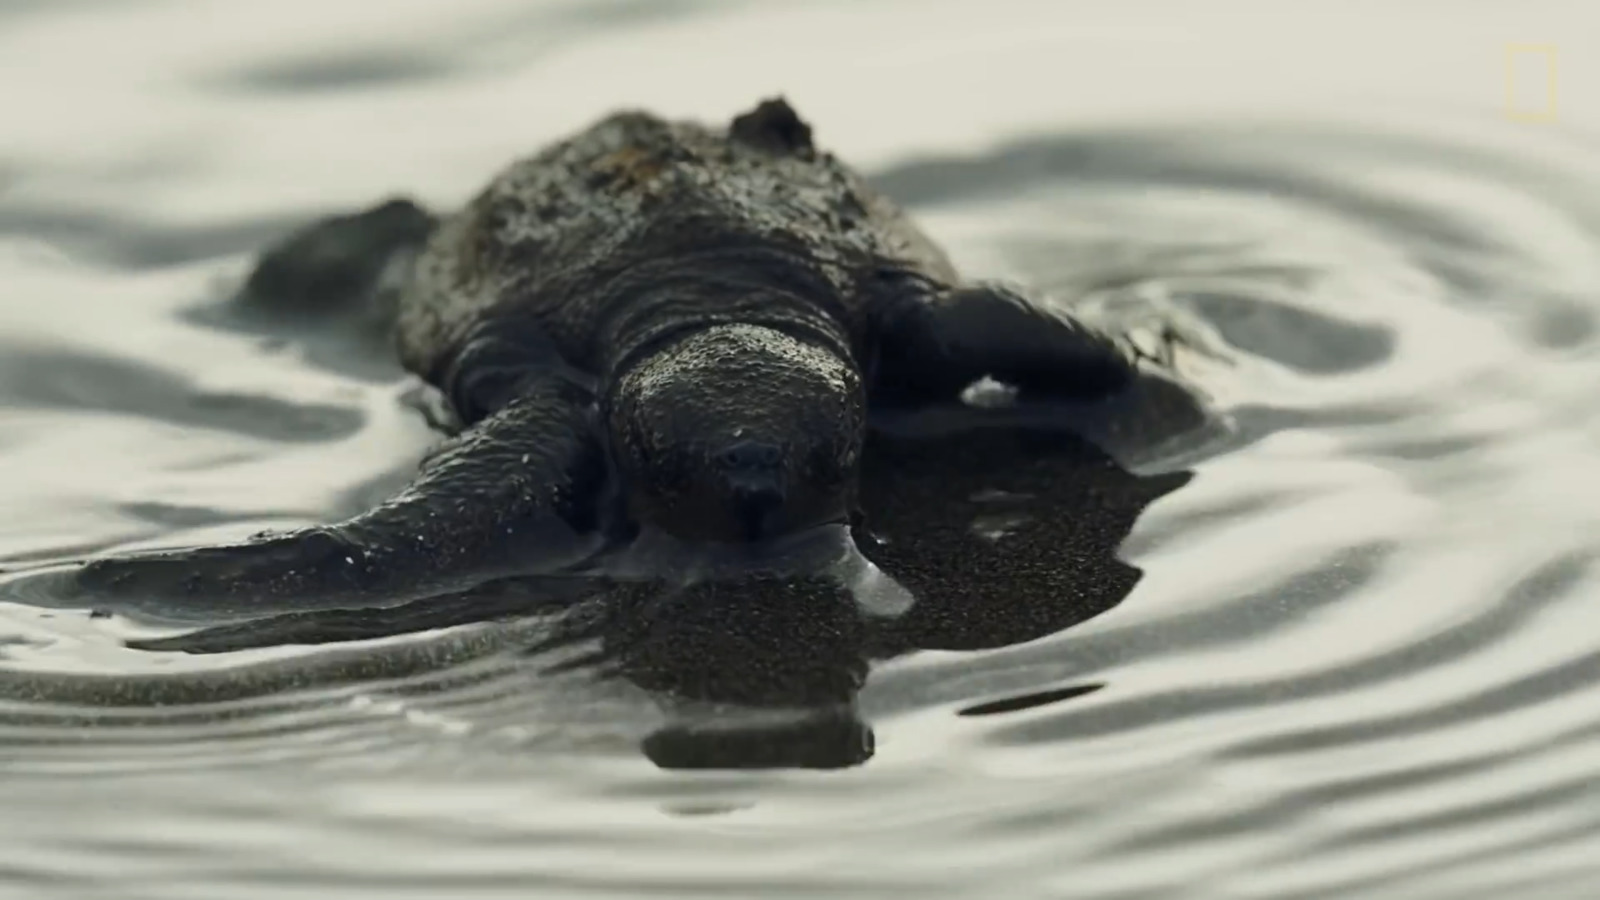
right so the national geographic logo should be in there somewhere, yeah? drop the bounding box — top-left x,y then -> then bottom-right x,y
1504,44 -> 1558,123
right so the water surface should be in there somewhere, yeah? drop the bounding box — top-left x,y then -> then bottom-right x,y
4,1 -> 1600,897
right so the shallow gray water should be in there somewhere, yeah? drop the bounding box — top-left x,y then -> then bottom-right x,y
5,1 -> 1600,897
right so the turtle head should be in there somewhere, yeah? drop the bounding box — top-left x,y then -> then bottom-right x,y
607,324 -> 865,544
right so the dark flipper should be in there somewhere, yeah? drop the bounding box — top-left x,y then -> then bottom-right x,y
235,197 -> 436,336
74,375 -> 608,621
870,281 -> 1137,406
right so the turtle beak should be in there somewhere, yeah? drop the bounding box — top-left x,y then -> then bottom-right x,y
715,440 -> 789,540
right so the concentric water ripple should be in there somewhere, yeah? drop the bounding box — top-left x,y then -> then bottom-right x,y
5,0 -> 1600,897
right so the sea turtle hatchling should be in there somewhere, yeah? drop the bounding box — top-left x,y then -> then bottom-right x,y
75,97 -> 1201,610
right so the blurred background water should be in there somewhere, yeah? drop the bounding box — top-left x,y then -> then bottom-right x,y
3,0 -> 1600,897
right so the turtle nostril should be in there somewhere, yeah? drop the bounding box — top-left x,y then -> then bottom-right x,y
716,439 -> 783,471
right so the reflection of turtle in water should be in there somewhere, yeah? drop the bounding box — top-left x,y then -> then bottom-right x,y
127,417 -> 1193,771
75,97 -> 1203,606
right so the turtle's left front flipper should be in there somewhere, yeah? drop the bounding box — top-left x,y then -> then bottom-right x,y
869,281 -> 1137,406
74,376 -> 609,619
868,279 -> 1220,464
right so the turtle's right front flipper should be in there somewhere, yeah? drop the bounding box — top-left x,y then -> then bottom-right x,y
74,375 -> 609,619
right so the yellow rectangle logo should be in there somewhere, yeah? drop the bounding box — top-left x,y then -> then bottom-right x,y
1505,44 -> 1558,123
